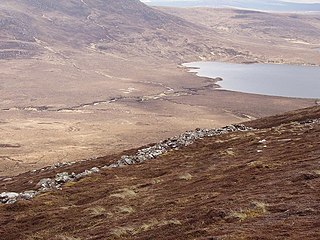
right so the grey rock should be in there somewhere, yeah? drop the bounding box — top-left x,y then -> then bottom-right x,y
108,163 -> 119,168
1,123 -> 255,205
0,192 -> 19,203
55,172 -> 72,183
36,178 -> 55,190
75,169 -> 94,180
137,155 -> 147,162
91,167 -> 100,173
120,155 -> 136,165
6,198 -> 17,204
20,190 -> 37,200
84,169 -> 93,175
0,192 -> 19,199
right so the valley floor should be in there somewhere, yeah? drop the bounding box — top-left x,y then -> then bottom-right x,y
0,52 -> 317,176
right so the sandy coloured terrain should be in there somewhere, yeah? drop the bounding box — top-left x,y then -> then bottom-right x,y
0,2 -> 320,176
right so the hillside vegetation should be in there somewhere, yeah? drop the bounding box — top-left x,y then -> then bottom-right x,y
0,106 -> 319,239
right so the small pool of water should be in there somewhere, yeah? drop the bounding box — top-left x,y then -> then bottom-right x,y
183,61 -> 320,99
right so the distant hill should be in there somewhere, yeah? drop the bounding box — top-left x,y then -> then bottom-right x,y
0,0 -> 209,60
1,0 -> 319,63
145,0 -> 320,12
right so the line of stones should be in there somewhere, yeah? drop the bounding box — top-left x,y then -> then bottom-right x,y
0,123 -> 278,204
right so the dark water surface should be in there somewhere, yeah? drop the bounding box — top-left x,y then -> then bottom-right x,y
183,62 -> 320,99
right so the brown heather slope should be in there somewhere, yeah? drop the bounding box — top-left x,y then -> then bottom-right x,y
0,106 -> 319,239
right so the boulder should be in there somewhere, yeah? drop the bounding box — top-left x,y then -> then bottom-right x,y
55,172 -> 71,183
0,192 -> 19,204
20,190 -> 37,200
36,178 -> 55,190
91,167 -> 100,173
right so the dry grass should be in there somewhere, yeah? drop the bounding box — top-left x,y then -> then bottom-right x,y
178,173 -> 193,180
116,206 -> 135,214
84,206 -> 106,217
110,227 -> 135,238
26,231 -> 81,240
26,231 -> 52,240
314,170 -> 320,175
151,178 -> 164,184
247,160 -> 270,168
64,181 -> 78,188
110,219 -> 182,238
230,201 -> 268,222
220,149 -> 236,157
110,188 -> 137,199
57,236 -> 81,240
139,219 -> 182,232
2,108 -> 320,240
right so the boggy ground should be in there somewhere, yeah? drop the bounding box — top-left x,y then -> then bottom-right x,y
0,106 -> 319,240
1,52 -> 315,176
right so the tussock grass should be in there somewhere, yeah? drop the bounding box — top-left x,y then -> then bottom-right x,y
151,178 -> 164,184
314,170 -> 320,175
230,201 -> 268,222
178,173 -> 193,180
111,227 -> 134,238
84,206 -> 106,216
27,230 -> 52,240
247,160 -> 267,168
110,188 -> 137,199
27,231 -> 81,240
111,219 -> 181,238
64,181 -> 78,188
58,236 -> 81,240
220,149 -> 236,157
116,206 -> 135,214
139,219 -> 182,232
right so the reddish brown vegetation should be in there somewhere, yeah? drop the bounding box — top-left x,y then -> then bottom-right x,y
0,106 -> 319,239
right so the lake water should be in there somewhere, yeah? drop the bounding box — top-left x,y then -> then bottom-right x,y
183,62 -> 320,99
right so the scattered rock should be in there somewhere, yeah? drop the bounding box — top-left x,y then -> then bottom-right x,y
20,190 -> 37,200
55,172 -> 73,183
91,167 -> 100,173
36,178 -> 55,190
6,121 -> 320,205
0,192 -> 19,204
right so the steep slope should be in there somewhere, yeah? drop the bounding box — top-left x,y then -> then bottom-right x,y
0,0 -> 210,60
0,106 -> 319,239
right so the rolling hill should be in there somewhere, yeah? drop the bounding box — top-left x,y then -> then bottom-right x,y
0,0 -> 213,60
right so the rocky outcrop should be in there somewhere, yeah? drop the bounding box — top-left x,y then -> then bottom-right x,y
0,191 -> 37,204
0,119 -> 320,204
2,119 -> 318,205
0,124 -> 253,204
